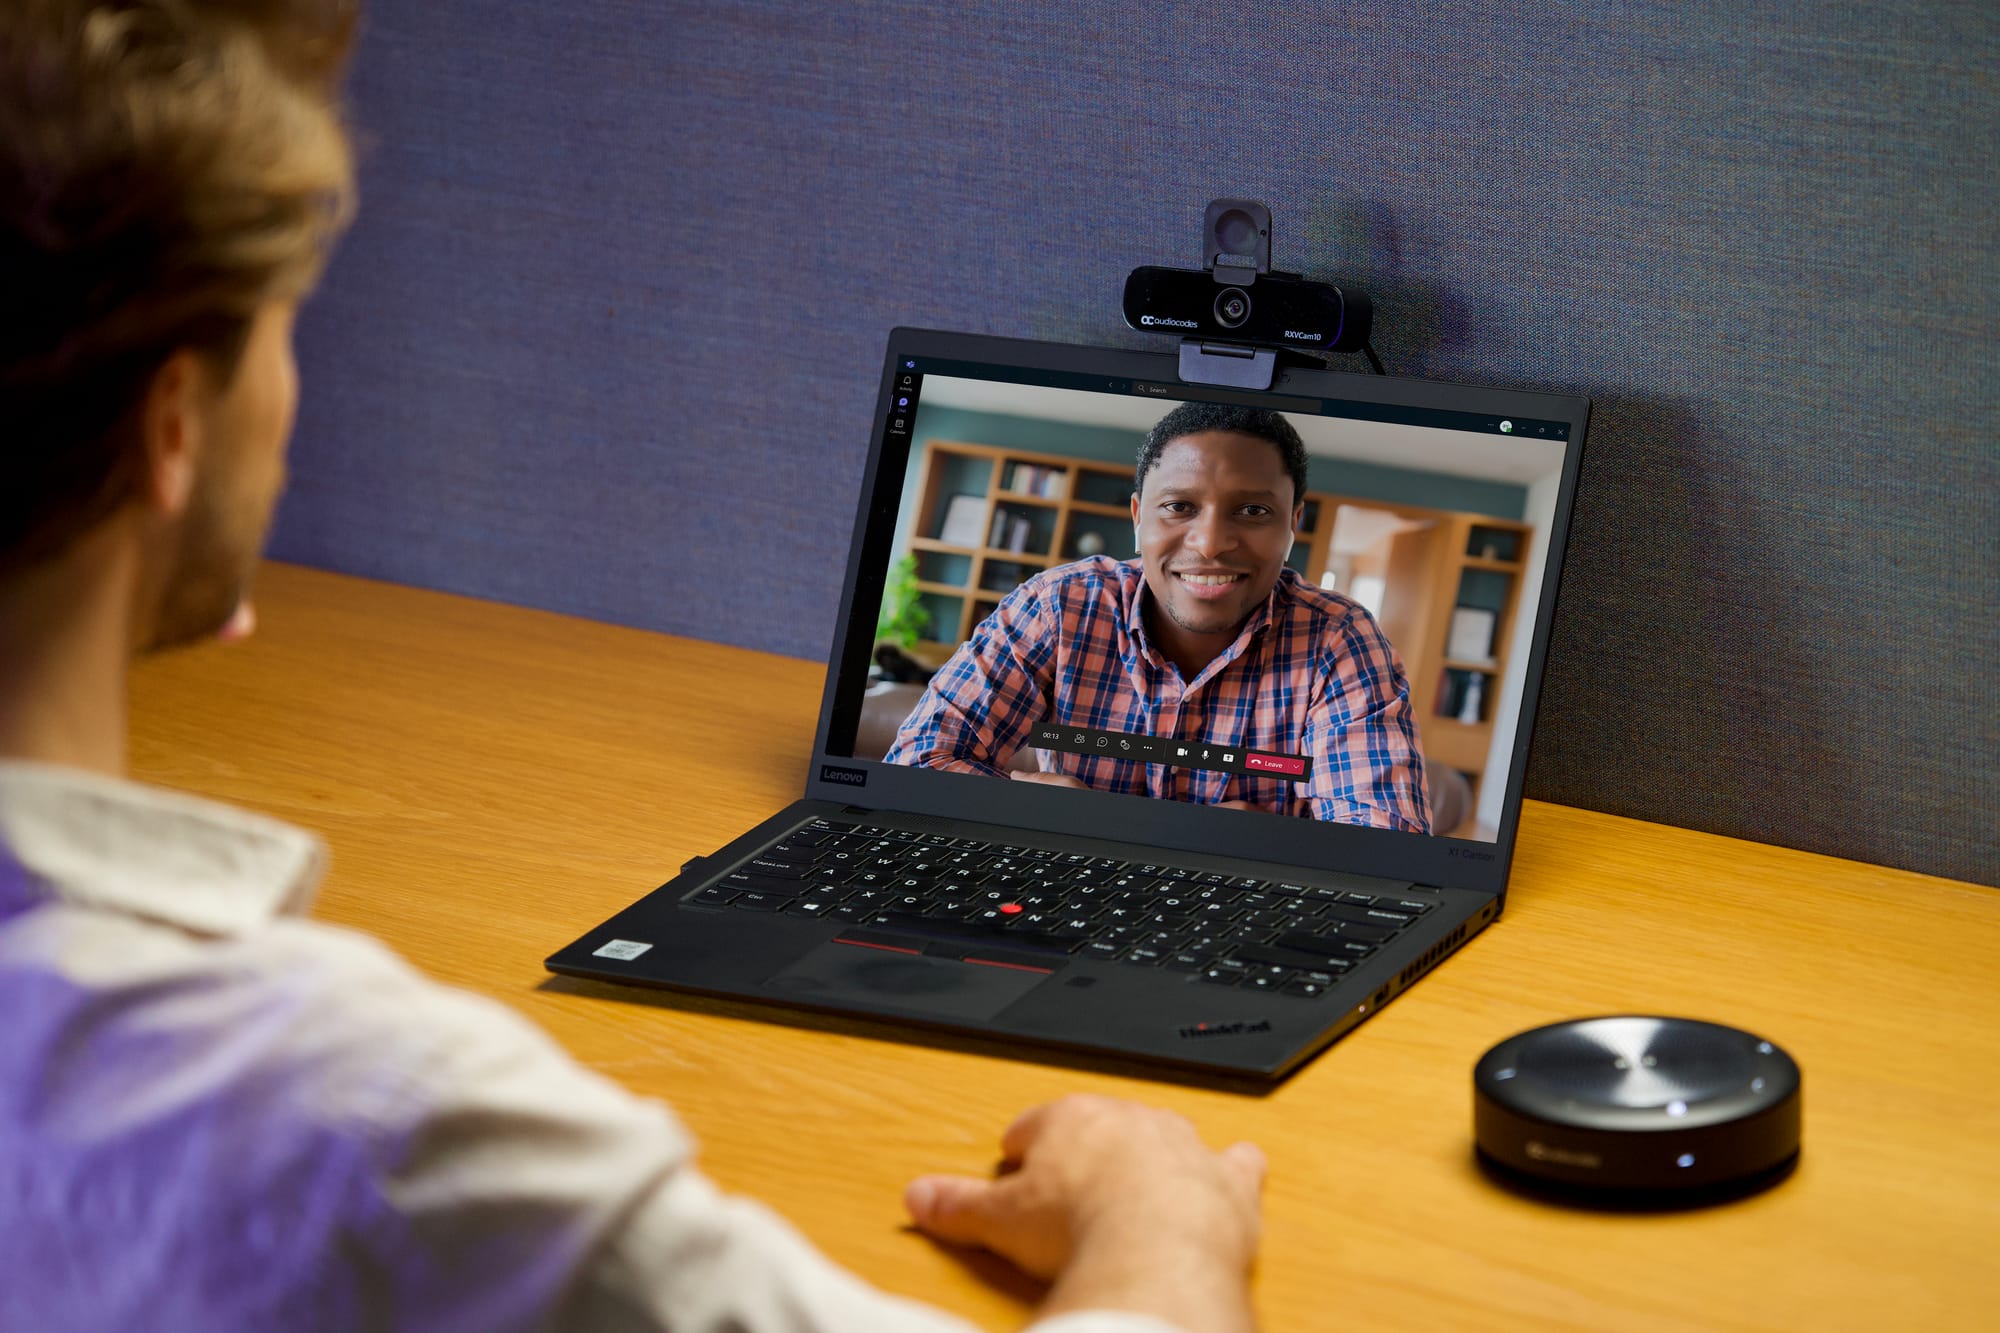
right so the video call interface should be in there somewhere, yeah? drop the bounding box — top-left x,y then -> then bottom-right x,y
851,360 -> 1570,844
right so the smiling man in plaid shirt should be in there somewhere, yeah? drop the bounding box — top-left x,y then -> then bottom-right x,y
885,402 -> 1432,834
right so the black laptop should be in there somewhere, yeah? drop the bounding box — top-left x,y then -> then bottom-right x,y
548,327 -> 1588,1079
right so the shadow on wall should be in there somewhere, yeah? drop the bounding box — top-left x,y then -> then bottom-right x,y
1300,198 -> 1469,377
1525,394 -> 1856,866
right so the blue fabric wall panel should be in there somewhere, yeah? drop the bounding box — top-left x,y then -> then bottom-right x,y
277,1 -> 1998,883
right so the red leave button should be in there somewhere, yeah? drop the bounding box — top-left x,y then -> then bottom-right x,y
1244,752 -> 1308,777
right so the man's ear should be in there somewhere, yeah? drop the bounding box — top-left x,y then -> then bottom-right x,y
138,350 -> 205,517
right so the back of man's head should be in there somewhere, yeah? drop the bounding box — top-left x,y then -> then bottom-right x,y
0,0 -> 357,574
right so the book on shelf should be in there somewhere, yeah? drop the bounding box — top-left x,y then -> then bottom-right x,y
988,510 -> 1010,550
1447,607 -> 1497,664
1003,462 -> 1069,499
1006,514 -> 1030,553
938,494 -> 986,547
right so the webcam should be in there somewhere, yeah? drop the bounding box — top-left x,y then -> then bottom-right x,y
1122,199 -> 1374,390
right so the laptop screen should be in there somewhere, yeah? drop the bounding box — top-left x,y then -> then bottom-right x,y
816,330 -> 1584,883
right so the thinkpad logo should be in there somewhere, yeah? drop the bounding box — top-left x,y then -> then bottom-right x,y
1177,1019 -> 1273,1040
818,764 -> 868,787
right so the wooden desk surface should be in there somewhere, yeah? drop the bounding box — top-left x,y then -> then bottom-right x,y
127,563 -> 2000,1331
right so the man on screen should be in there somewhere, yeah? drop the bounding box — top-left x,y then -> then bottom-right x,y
885,403 -> 1432,833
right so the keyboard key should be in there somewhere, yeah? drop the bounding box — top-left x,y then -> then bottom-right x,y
1200,966 -> 1244,986
1280,979 -> 1328,998
1163,952 -> 1211,972
1309,910 -> 1396,941
1392,898 -> 1436,915
691,887 -> 737,906
719,872 -> 807,895
730,891 -> 793,912
1237,941 -> 1350,972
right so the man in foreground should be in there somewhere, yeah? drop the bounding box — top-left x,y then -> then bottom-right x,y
886,403 -> 1432,832
0,3 -> 1264,1329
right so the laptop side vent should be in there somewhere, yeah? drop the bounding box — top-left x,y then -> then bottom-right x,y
1397,922 -> 1469,990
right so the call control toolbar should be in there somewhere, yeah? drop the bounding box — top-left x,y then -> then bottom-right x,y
1028,722 -> 1313,784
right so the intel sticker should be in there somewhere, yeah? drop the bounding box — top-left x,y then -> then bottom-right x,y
592,939 -> 653,961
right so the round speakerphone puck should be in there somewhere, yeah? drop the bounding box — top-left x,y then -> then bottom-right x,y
1473,1016 -> 1801,1205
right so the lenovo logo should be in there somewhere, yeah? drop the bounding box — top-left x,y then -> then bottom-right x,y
818,764 -> 868,787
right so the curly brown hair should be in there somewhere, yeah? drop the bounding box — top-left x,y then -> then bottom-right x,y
0,0 -> 358,570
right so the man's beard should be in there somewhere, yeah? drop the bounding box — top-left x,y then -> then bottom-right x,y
143,465 -> 263,653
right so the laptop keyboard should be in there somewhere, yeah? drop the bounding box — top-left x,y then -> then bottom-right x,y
683,816 -> 1441,1001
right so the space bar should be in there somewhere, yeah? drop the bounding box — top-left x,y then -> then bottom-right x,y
869,912 -> 1074,956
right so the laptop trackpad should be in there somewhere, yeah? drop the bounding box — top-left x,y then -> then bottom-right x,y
764,938 -> 1048,1022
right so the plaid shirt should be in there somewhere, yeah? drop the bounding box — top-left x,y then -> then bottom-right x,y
884,557 -> 1432,832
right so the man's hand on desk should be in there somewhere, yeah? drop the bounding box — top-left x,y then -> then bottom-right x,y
904,1094 -> 1264,1333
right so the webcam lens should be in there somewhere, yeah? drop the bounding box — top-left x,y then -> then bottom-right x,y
1214,287 -> 1251,328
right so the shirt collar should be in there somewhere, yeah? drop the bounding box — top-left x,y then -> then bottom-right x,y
0,760 -> 324,935
1118,560 -> 1295,684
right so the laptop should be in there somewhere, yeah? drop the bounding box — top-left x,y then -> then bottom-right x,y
548,327 -> 1588,1079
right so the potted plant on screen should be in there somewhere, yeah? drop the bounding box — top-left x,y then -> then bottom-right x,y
873,555 -> 931,682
